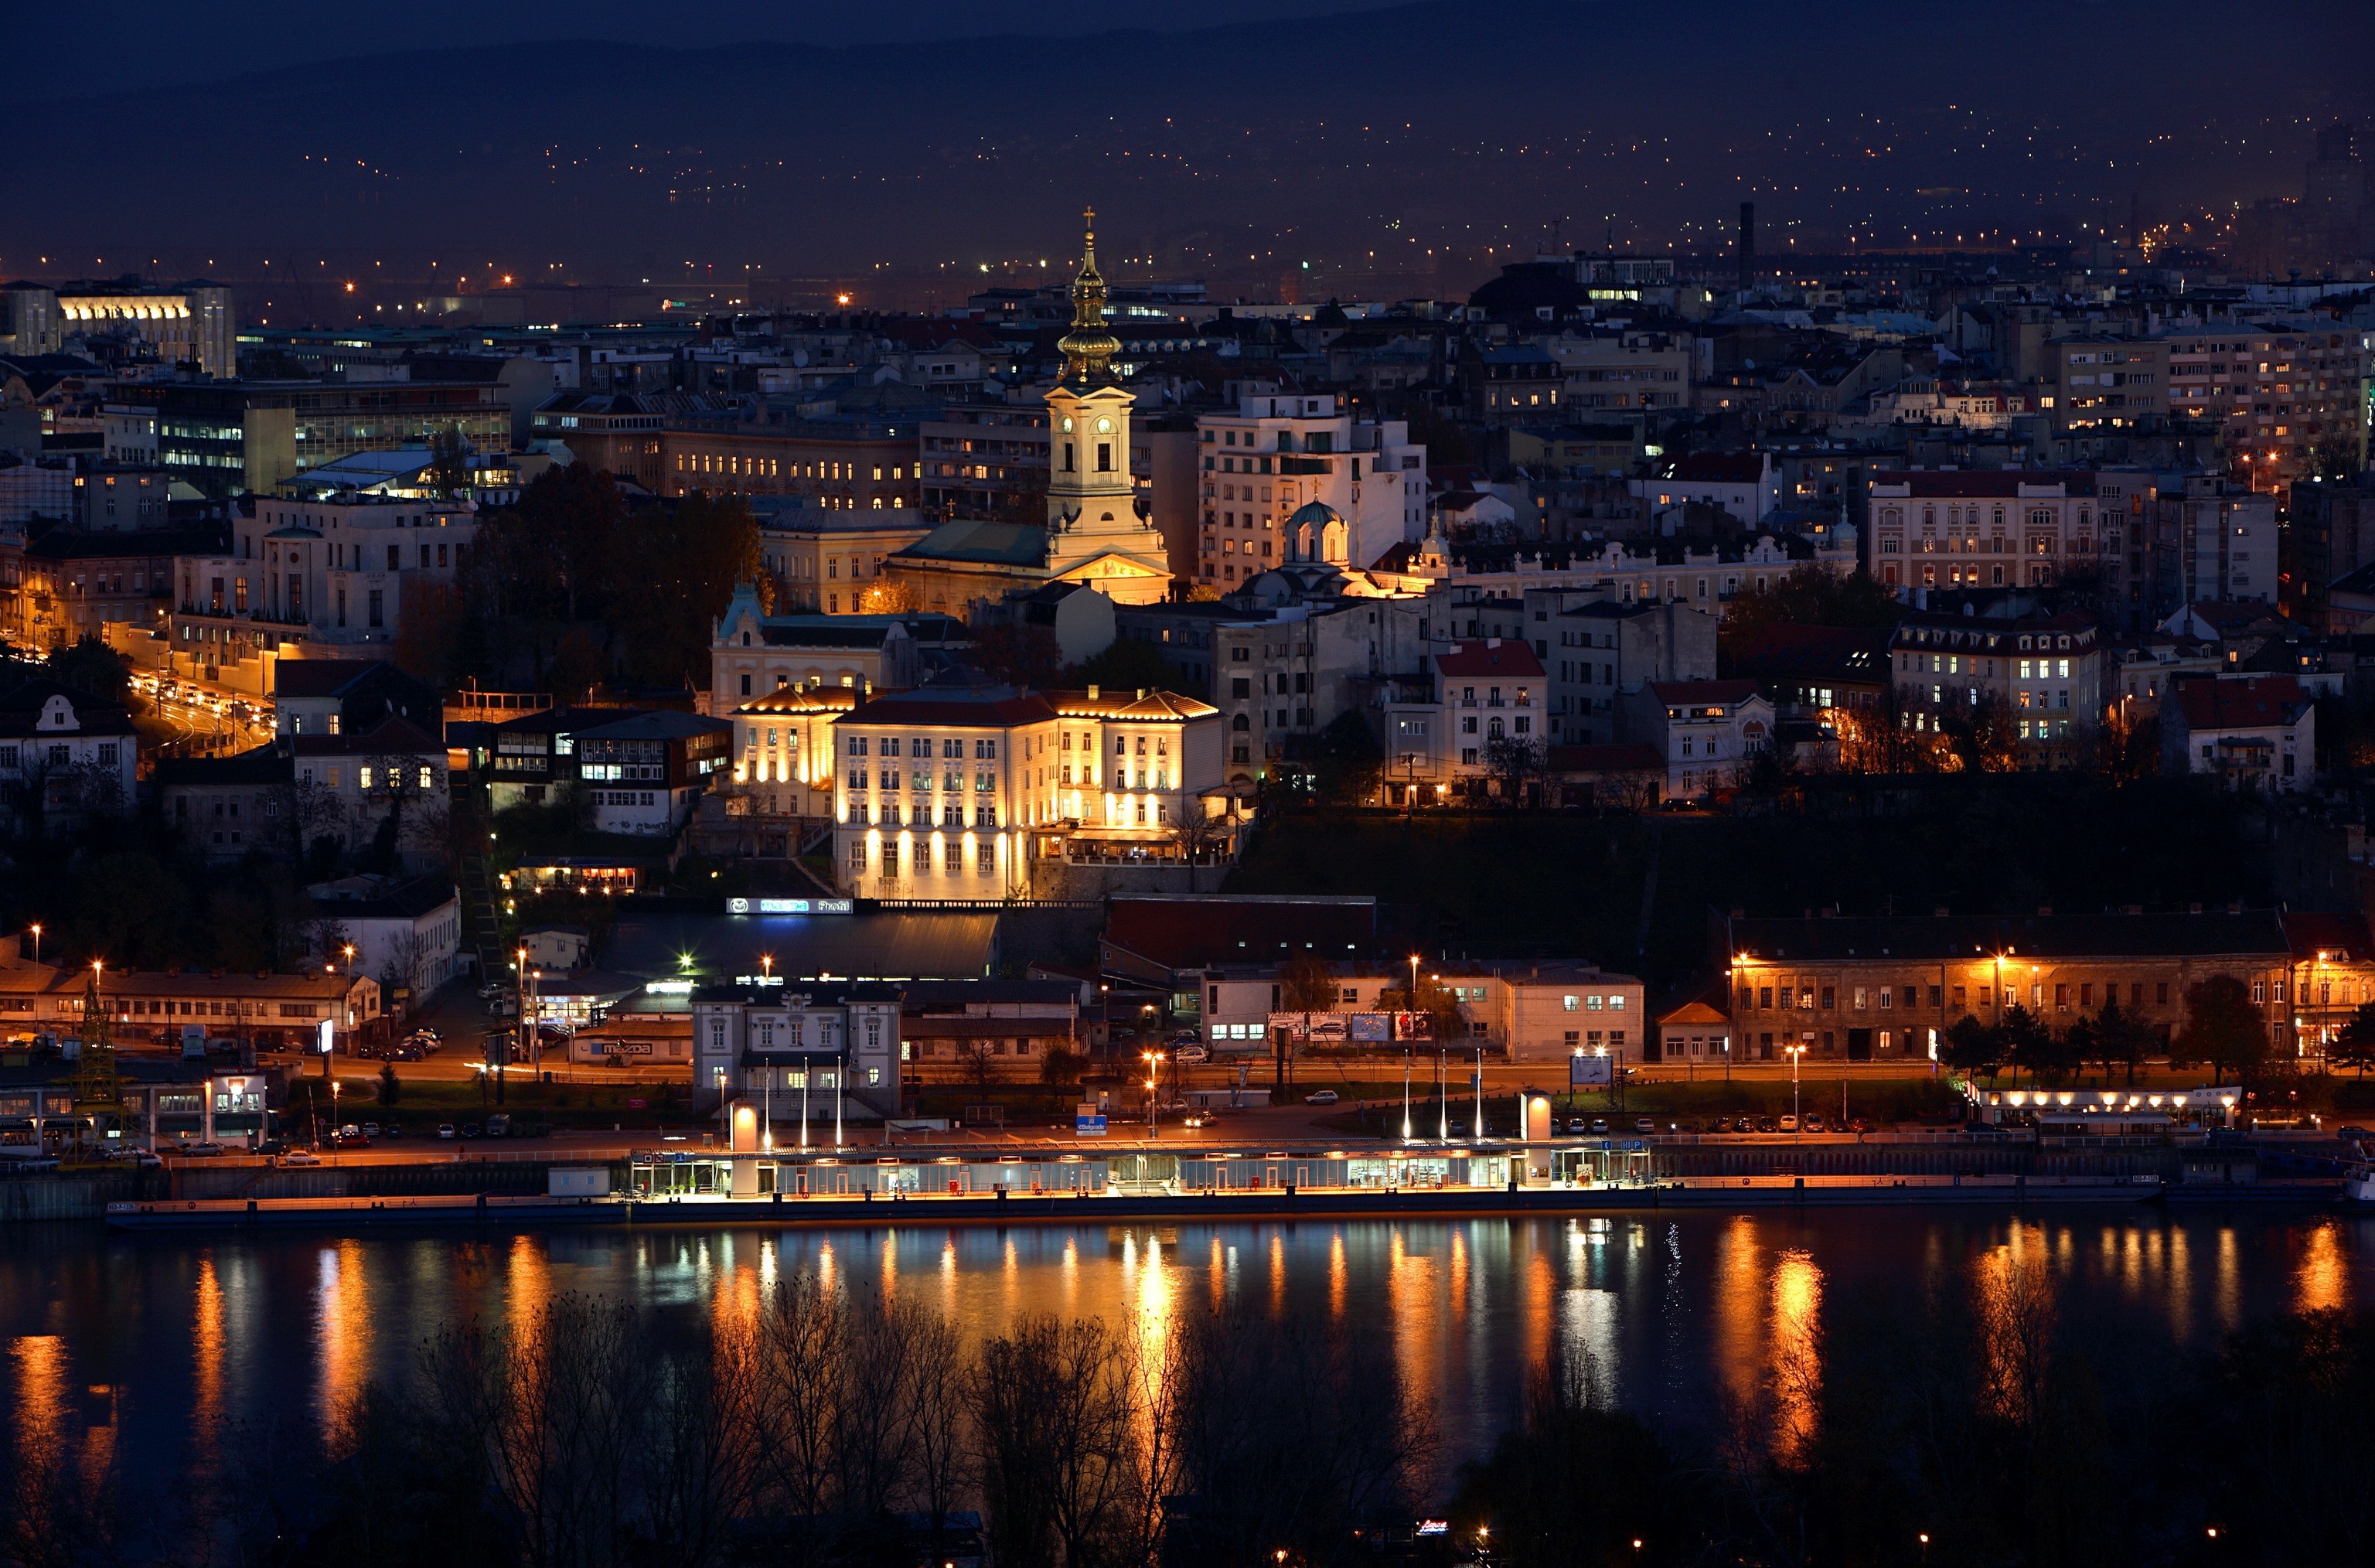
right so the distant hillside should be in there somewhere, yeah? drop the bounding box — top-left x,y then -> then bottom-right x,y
16,0 -> 2371,281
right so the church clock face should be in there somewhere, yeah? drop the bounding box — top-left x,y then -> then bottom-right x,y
1094,417 -> 1113,434
1060,416 -> 1075,433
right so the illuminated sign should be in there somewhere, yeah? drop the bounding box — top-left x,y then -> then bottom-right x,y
726,898 -> 855,915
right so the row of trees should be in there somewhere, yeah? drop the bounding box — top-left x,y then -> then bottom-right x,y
1939,977 -> 2278,1088
5,1279 -> 1433,1568
397,465 -> 762,694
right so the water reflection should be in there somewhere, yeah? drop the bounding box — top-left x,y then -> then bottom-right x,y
12,1334 -> 65,1460
315,1239 -> 370,1451
5,1211 -> 2375,1500
193,1255 -> 225,1470
1769,1249 -> 1821,1461
2296,1219 -> 2349,1314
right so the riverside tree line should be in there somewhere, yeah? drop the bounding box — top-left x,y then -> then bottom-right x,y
8,1250 -> 2375,1566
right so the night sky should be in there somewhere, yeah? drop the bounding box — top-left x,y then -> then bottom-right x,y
14,0 -> 2373,295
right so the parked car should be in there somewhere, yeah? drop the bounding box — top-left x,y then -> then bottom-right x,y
1303,1089 -> 1340,1106
485,1114 -> 512,1137
1755,1116 -> 1779,1133
338,1123 -> 361,1140
181,1141 -> 227,1157
360,1123 -> 382,1139
1634,1117 -> 1655,1134
1567,1116 -> 1588,1135
1778,1114 -> 1800,1132
380,1122 -> 403,1138
1802,1115 -> 1825,1133
437,1123 -> 457,1140
459,1123 -> 482,1139
1589,1118 -> 1609,1134
282,1151 -> 322,1167
108,1147 -> 163,1168
332,1130 -> 371,1149
1174,1045 -> 1210,1065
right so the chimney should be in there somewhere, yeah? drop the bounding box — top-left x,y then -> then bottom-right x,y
1738,201 -> 1755,293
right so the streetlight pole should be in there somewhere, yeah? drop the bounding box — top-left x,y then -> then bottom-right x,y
28,924 -> 39,966
1787,1043 -> 1804,1142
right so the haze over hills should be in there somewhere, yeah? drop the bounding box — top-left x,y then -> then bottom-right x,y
12,0 -> 2370,298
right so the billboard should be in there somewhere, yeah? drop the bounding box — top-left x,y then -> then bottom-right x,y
1395,1011 -> 1433,1041
1569,1052 -> 1613,1086
1348,1012 -> 1391,1042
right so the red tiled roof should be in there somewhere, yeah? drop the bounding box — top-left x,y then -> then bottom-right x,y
2172,674 -> 2308,732
1434,640 -> 1545,677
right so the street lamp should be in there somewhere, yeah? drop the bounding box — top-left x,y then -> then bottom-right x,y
1142,1049 -> 1164,1133
341,943 -> 356,978
28,924 -> 39,966
1785,1043 -> 1806,1140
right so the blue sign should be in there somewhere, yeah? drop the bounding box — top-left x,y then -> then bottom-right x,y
1075,1110 -> 1108,1137
727,897 -> 855,916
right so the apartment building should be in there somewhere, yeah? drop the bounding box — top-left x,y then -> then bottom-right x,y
2159,321 -> 2370,486
1624,680 -> 1774,799
1632,452 -> 1780,526
1210,596 -> 1431,775
2158,476 -> 2280,606
14,527 -> 207,649
1721,908 -> 2302,1062
2162,674 -> 2314,793
169,494 -> 475,677
1548,329 -> 1692,414
1532,593 -> 1719,745
1890,610 -> 2104,766
572,711 -> 734,835
1866,472 -> 2117,593
0,680 -> 139,835
1379,638 -> 1549,803
833,676 -> 1225,900
2048,336 -> 2169,434
1195,391 -> 1426,584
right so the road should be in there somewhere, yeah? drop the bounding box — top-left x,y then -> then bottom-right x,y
131,673 -> 273,757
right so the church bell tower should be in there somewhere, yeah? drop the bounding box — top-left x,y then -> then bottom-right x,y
1044,208 -> 1137,538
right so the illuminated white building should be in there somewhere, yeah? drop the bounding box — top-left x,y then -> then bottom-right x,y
830,673 -> 1225,900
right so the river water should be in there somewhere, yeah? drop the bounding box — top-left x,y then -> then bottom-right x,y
4,1206 -> 2369,1499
